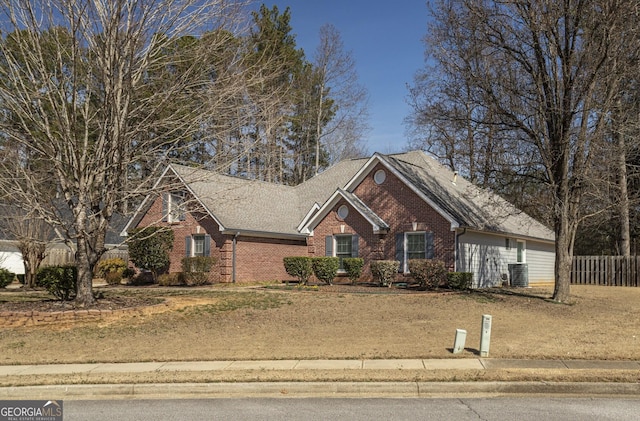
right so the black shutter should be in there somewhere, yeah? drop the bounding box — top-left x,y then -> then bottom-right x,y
162,193 -> 168,222
395,233 -> 404,272
204,235 -> 211,257
426,232 -> 435,259
185,236 -> 191,257
351,235 -> 359,257
178,193 -> 186,221
325,235 -> 333,256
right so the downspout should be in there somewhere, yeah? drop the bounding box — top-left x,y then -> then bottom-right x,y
454,227 -> 467,272
232,233 -> 239,283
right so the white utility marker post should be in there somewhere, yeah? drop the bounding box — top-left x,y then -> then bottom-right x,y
453,329 -> 467,354
479,314 -> 492,357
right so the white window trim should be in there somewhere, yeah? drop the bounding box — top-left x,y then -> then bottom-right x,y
333,234 -> 353,272
404,231 -> 426,273
337,205 -> 349,220
167,192 -> 185,223
374,169 -> 386,184
192,235 -> 205,257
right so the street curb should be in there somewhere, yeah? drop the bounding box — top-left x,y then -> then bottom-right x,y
1,381 -> 640,400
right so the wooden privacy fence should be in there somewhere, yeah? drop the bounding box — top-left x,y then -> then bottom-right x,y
571,256 -> 640,287
42,248 -> 129,268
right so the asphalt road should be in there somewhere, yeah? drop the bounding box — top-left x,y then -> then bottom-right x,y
64,397 -> 640,420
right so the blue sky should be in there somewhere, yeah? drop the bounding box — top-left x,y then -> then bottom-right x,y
258,1 -> 430,154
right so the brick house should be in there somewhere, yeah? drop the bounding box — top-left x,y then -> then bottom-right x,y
123,151 -> 556,287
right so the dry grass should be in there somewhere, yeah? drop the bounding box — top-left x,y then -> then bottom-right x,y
1,284 -> 639,365
2,284 -> 640,386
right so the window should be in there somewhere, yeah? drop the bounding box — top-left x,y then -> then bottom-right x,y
337,205 -> 349,220
162,192 -> 185,223
193,235 -> 205,257
325,234 -> 359,270
516,240 -> 526,263
185,234 -> 211,257
505,238 -> 511,250
406,232 -> 426,261
335,235 -> 352,270
396,231 -> 435,272
374,169 -> 386,184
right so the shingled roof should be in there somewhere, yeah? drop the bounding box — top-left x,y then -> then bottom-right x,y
373,151 -> 553,241
129,150 -> 553,242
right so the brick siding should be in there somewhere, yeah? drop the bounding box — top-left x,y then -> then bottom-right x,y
311,163 -> 456,280
137,162 -> 456,283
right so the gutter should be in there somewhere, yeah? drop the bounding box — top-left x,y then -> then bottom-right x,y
454,227 -> 467,272
232,233 -> 238,283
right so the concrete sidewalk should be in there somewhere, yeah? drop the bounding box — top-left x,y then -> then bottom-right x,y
1,358 -> 639,376
2,359 -> 640,399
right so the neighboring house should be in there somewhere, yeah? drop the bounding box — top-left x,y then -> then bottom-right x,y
123,151 -> 556,287
0,210 -> 129,275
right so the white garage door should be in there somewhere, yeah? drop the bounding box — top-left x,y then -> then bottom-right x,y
0,251 -> 24,275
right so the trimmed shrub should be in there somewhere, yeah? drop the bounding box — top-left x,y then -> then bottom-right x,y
408,259 -> 447,290
158,272 -> 186,286
97,258 -> 128,285
370,260 -> 399,287
36,265 -> 77,301
181,256 -> 216,286
0,268 -> 15,288
97,258 -> 127,278
127,226 -> 174,282
446,272 -> 474,290
342,257 -> 364,284
104,271 -> 123,285
283,257 -> 313,285
311,257 -> 339,285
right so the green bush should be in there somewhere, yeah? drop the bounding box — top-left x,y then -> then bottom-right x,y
408,259 -> 447,289
342,257 -> 364,284
36,265 -> 77,301
446,272 -> 473,290
181,256 -> 216,286
127,226 -> 174,281
158,272 -> 186,286
122,268 -> 136,280
0,268 -> 15,288
97,258 -> 128,285
104,271 -> 123,285
97,258 -> 127,278
370,260 -> 399,287
283,257 -> 313,285
311,257 -> 339,285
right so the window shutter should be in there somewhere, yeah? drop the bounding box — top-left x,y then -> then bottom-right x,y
177,193 -> 186,221
351,235 -> 359,257
395,233 -> 404,272
185,236 -> 191,257
325,235 -> 333,256
162,193 -> 169,222
426,232 -> 435,259
204,235 -> 211,257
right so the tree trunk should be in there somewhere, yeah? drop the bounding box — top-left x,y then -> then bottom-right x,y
553,220 -> 573,303
552,181 -> 578,303
75,236 -> 97,307
615,120 -> 631,257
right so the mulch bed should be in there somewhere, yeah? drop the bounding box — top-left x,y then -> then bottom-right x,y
0,293 -> 158,313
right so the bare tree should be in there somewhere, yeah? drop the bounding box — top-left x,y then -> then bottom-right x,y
311,24 -> 369,169
411,0 -> 638,302
1,208 -> 52,289
0,0 -> 252,306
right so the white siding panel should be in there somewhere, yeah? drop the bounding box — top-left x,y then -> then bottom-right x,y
525,240 -> 555,285
457,231 -> 555,288
0,251 -> 24,275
